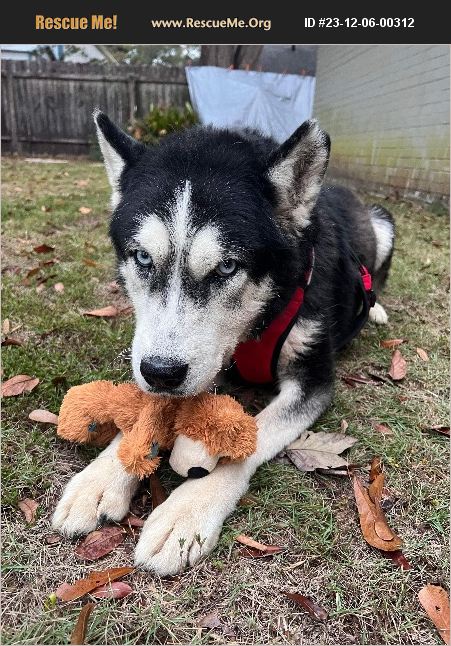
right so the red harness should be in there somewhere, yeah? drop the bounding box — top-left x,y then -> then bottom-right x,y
232,251 -> 374,385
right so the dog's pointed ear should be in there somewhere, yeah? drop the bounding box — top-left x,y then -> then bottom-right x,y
268,120 -> 330,230
94,109 -> 145,207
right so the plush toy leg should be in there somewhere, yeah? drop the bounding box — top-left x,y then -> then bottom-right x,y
117,398 -> 178,479
174,393 -> 258,461
57,380 -> 148,446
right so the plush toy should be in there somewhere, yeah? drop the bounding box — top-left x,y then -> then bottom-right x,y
57,381 -> 257,479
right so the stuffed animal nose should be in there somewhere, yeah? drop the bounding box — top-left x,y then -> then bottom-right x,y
187,466 -> 210,478
140,357 -> 188,390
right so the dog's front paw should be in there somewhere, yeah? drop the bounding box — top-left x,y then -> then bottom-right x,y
135,466 -> 247,575
52,435 -> 139,537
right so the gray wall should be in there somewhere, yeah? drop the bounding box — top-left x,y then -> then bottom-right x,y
314,46 -> 449,202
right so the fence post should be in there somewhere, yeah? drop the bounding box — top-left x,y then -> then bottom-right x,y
6,66 -> 20,154
128,77 -> 137,123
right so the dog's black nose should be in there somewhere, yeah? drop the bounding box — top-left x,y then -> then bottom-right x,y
187,467 -> 209,479
140,357 -> 188,390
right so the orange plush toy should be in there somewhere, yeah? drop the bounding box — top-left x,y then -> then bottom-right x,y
57,381 -> 257,479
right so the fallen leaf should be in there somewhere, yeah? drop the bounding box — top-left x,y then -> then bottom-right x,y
341,373 -> 379,387
120,514 -> 145,528
56,567 -> 134,602
2,319 -> 10,335
2,337 -> 23,347
29,409 -> 59,425
83,306 -> 118,318
238,493 -> 258,507
388,349 -> 407,381
41,205 -> 50,212
70,602 -> 95,645
75,179 -> 90,187
286,430 -> 357,472
150,473 -> 168,509
353,466 -> 402,551
24,266 -> 41,280
380,338 -> 405,349
90,581 -> 133,599
75,526 -> 125,561
54,282 -> 64,293
283,592 -> 328,622
40,259 -> 57,268
18,498 -> 39,523
82,258 -> 98,267
423,426 -> 450,437
1,374 -> 39,397
372,422 -> 393,435
340,419 -> 349,432
79,207 -> 92,215
198,610 -> 223,629
235,534 -> 284,558
45,533 -> 62,545
418,585 -> 450,645
380,549 -> 412,570
416,347 -> 429,361
33,244 -> 55,254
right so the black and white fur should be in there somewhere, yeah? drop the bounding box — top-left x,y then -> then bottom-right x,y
53,112 -> 395,575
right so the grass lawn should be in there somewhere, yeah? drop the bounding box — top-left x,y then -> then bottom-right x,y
1,156 -> 449,645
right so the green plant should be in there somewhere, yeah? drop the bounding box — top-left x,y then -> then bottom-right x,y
130,103 -> 198,144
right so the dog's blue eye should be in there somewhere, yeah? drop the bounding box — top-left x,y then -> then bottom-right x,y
135,249 -> 153,268
215,259 -> 238,277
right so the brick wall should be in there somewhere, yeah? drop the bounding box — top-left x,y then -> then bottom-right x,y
314,46 -> 449,203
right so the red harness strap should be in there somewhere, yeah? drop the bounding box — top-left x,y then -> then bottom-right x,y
232,251 -> 374,385
232,287 -> 306,384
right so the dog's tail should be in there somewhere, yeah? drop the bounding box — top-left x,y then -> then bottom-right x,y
369,204 -> 395,292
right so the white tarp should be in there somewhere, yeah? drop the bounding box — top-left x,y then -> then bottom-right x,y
185,66 -> 315,143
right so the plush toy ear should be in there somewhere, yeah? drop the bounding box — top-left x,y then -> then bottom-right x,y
94,109 -> 146,208
268,119 -> 330,231
169,435 -> 220,478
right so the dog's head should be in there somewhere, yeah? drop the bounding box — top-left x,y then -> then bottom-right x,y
95,111 -> 330,395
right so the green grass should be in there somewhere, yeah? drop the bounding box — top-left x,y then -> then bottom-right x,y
1,157 -> 449,645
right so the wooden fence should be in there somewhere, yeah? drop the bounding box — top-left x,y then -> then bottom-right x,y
1,60 -> 189,156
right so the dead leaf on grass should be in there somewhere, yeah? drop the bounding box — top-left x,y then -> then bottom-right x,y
198,610 -> 223,629
83,258 -> 98,267
70,601 -> 95,645
283,592 -> 328,621
150,473 -> 168,509
2,337 -> 23,347
91,581 -> 133,599
54,282 -> 64,293
2,375 -> 39,397
286,430 -> 357,472
75,526 -> 125,561
83,305 -> 119,318
423,426 -> 450,437
29,409 -> 59,425
380,338 -> 405,349
372,422 -> 393,436
416,347 -> 429,361
380,549 -> 412,570
341,373 -> 379,388
353,458 -> 402,552
33,244 -> 55,254
79,206 -> 92,215
56,566 -> 134,602
238,493 -> 258,507
120,513 -> 145,528
340,419 -> 349,432
235,534 -> 284,558
18,498 -> 39,523
418,585 -> 450,645
75,179 -> 90,187
2,319 -> 10,335
388,349 -> 407,381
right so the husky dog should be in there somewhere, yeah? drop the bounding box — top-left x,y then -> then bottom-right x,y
53,112 -> 395,575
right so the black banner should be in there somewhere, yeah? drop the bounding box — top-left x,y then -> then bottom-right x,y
0,1 -> 449,44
